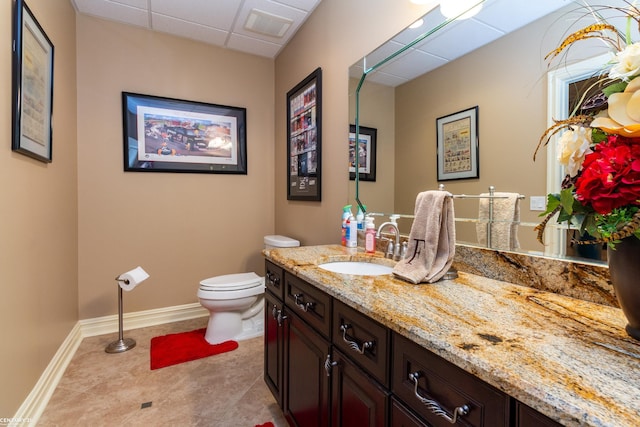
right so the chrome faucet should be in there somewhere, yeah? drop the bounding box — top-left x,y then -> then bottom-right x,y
376,219 -> 400,260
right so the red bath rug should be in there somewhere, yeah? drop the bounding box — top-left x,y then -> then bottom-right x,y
255,423 -> 275,427
150,328 -> 238,370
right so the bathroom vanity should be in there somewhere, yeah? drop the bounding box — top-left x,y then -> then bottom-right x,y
263,245 -> 640,427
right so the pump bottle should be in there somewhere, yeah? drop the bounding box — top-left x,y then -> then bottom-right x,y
365,217 -> 376,253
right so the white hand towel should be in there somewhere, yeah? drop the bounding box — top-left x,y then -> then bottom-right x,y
475,192 -> 520,250
392,191 -> 455,284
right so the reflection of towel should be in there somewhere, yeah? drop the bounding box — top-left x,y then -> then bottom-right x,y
392,191 -> 455,284
476,192 -> 520,250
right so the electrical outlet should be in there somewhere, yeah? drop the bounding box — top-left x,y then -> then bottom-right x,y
530,196 -> 546,211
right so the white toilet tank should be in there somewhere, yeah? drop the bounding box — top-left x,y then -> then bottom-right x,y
264,235 -> 300,249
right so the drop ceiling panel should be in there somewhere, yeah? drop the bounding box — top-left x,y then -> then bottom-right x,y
151,14 -> 229,46
150,0 -> 243,30
71,0 -> 321,58
73,0 -> 149,27
227,33 -> 283,58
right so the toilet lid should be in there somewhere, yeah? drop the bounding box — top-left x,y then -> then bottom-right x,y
199,272 -> 263,291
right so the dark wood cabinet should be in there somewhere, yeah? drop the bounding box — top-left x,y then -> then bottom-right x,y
285,311 -> 331,427
391,398 -> 428,427
263,259 -> 562,427
516,401 -> 563,427
330,348 -> 390,426
264,289 -> 285,408
393,333 -> 510,427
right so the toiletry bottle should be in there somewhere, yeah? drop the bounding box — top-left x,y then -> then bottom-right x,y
347,214 -> 357,248
365,216 -> 376,253
341,205 -> 352,246
356,205 -> 366,231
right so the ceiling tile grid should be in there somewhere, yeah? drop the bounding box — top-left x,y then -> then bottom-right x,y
71,0 -> 322,58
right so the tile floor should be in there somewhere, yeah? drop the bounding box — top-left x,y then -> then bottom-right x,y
38,317 -> 288,427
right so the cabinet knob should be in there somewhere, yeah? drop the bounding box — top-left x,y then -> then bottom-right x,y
340,323 -> 374,355
409,371 -> 470,424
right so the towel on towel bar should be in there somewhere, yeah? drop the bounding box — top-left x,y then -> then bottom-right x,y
475,192 -> 520,250
392,191 -> 455,284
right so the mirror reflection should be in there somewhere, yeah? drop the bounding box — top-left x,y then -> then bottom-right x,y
348,0 -> 630,264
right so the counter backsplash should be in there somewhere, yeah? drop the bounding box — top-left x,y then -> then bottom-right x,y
452,244 -> 617,308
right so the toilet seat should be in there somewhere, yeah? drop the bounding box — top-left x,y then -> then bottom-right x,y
199,272 -> 263,291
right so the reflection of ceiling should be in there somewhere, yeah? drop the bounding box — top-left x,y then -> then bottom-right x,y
70,0 -> 322,58
350,0 -> 571,87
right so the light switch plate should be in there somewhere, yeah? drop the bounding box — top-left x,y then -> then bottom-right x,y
530,196 -> 546,211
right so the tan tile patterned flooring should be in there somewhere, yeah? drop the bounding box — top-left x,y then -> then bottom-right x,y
38,318 -> 288,427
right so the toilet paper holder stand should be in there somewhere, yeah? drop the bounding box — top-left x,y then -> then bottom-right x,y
105,276 -> 137,353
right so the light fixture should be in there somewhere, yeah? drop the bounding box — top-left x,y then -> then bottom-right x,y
105,266 -> 150,353
440,0 -> 483,20
409,18 -> 424,29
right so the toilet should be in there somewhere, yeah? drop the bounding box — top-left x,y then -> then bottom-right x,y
198,235 -> 300,344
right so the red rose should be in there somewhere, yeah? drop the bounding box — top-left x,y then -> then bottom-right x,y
575,136 -> 640,214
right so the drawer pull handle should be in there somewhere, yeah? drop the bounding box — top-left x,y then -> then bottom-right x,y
409,372 -> 470,424
324,354 -> 338,377
293,293 -> 315,312
271,304 -> 287,326
340,324 -> 374,354
266,271 -> 280,286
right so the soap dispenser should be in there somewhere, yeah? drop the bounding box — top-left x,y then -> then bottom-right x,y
365,216 -> 376,254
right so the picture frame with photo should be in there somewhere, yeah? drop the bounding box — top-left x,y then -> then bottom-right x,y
436,106 -> 479,181
349,124 -> 377,182
287,68 -> 322,201
122,92 -> 247,174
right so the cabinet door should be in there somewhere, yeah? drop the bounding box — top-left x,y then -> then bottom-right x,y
285,311 -> 331,427
391,398 -> 428,427
264,290 -> 285,408
331,348 -> 389,427
516,402 -> 563,427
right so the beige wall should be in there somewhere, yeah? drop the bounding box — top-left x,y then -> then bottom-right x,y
274,0 -> 436,245
0,0 -> 77,416
348,78 -> 396,215
393,7 -> 584,251
76,16 -> 275,319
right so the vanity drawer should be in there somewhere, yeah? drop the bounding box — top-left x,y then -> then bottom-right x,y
265,260 -> 285,300
333,299 -> 390,387
392,333 -> 510,427
284,273 -> 332,339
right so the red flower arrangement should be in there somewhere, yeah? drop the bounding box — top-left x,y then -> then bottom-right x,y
576,135 -> 640,214
535,2 -> 640,248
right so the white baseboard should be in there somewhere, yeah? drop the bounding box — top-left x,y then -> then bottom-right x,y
11,303 -> 208,426
79,302 -> 207,337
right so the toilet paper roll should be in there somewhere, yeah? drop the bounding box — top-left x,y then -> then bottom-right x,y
117,266 -> 150,291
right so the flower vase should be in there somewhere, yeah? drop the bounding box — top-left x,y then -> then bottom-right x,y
607,237 -> 640,340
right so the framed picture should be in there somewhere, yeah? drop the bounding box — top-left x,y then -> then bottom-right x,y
12,0 -> 55,163
436,106 -> 479,181
122,92 -> 247,174
287,68 -> 322,201
349,125 -> 377,182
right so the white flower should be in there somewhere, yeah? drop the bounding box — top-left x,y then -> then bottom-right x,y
609,42 -> 640,81
557,126 -> 592,177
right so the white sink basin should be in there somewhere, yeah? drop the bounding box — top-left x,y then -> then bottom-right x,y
318,261 -> 393,276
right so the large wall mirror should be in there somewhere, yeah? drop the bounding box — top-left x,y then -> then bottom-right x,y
348,0 -> 633,265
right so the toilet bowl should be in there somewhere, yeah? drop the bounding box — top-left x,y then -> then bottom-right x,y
198,235 -> 300,345
198,272 -> 265,345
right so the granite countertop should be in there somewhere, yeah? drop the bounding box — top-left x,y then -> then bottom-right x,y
264,244 -> 640,427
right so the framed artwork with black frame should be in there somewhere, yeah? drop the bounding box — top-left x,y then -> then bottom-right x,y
287,68 -> 322,201
349,124 -> 377,182
122,92 -> 247,174
436,106 -> 479,181
12,0 -> 55,163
